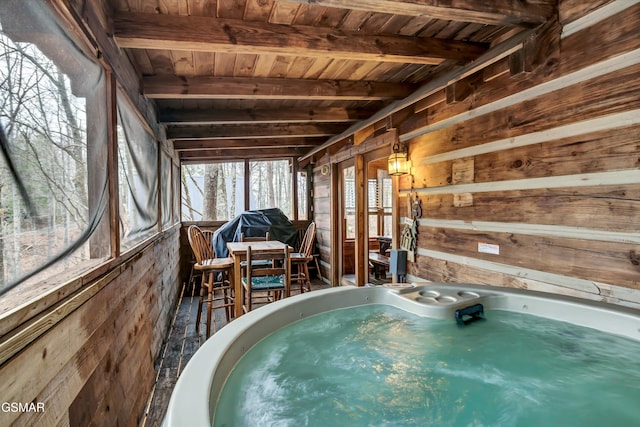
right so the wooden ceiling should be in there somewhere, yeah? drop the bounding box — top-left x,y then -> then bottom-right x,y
108,0 -> 556,163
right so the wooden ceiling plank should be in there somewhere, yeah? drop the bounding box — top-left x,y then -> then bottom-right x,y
286,56 -> 317,78
233,53 -> 259,77
269,3 -> 300,25
277,0 -> 553,27
158,107 -> 370,124
213,51 -> 237,76
244,0 -> 274,21
114,12 -> 487,65
142,75 -> 416,100
166,122 -> 348,139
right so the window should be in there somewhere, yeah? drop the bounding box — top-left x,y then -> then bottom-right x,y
182,160 -> 301,221
0,3 -> 109,292
368,174 -> 393,237
249,160 -> 292,218
297,170 -> 308,221
182,162 -> 244,221
117,94 -> 158,250
160,151 -> 174,229
343,166 -> 356,239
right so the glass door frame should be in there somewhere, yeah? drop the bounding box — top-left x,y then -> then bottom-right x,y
335,158 -> 355,283
363,146 -> 394,283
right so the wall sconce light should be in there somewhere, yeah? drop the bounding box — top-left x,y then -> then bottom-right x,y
388,143 -> 409,176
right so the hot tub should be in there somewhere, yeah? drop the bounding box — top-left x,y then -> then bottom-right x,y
163,284 -> 640,426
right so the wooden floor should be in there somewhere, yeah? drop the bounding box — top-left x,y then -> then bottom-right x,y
139,277 -> 332,427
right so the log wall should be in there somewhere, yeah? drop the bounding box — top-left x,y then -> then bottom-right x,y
398,1 -> 640,306
313,166 -> 333,282
0,227 -> 180,427
313,1 -> 640,306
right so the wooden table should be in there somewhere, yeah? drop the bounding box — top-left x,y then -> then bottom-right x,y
227,240 -> 292,317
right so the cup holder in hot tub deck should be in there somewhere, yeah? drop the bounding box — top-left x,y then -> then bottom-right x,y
418,290 -> 440,297
414,293 -> 458,305
457,291 -> 480,299
408,287 -> 483,307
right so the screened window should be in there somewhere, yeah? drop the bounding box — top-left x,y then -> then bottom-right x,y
117,93 -> 158,250
249,160 -> 292,218
182,162 -> 244,221
173,163 -> 181,224
160,151 -> 174,229
0,2 -> 108,293
182,160 -> 301,221
343,166 -> 356,239
297,170 -> 308,221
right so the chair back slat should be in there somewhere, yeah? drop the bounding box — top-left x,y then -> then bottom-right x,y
202,230 -> 215,246
188,225 -> 215,263
248,251 -> 283,262
245,246 -> 289,280
241,231 -> 270,242
251,267 -> 286,276
299,222 -> 316,257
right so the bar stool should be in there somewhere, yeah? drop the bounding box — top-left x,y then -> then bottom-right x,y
187,225 -> 234,338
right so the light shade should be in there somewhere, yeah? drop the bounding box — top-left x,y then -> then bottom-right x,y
388,144 -> 409,176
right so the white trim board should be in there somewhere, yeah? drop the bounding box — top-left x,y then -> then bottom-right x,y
400,48 -> 640,143
414,247 -> 637,301
414,109 -> 640,166
415,218 -> 640,245
400,169 -> 640,195
562,0 -> 640,39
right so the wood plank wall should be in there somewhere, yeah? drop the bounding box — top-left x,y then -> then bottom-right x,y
313,1 -> 640,306
397,1 -> 640,307
313,167 -> 333,282
0,227 -> 180,426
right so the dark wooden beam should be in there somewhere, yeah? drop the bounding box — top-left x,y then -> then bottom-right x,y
166,123 -> 347,140
158,107 -> 372,125
414,89 -> 446,113
180,147 -> 308,161
174,138 -> 324,150
114,12 -> 487,65
277,0 -> 553,27
143,75 -> 415,100
445,72 -> 483,104
300,25 -> 539,162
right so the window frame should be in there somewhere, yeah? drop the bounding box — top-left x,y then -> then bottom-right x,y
181,157 -> 307,222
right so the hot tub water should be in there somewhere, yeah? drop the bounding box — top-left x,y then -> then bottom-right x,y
214,305 -> 640,427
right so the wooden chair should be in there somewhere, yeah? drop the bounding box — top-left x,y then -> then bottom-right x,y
187,229 -> 216,290
202,229 -> 215,245
241,245 -> 289,313
240,231 -> 270,242
241,231 -> 271,267
291,222 -> 316,293
187,225 -> 234,338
